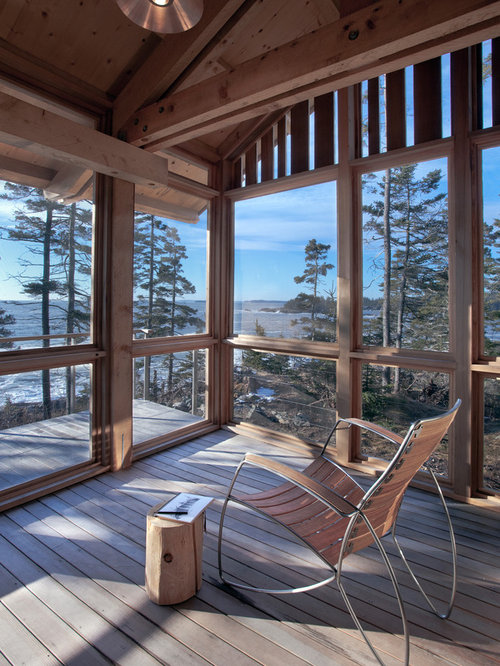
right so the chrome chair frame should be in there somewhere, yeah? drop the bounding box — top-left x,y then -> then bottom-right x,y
218,400 -> 460,666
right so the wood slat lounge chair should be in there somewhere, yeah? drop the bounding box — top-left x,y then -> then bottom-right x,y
218,400 -> 461,666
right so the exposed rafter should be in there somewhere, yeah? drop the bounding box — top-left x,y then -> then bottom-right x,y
112,0 -> 252,134
120,0 -> 500,150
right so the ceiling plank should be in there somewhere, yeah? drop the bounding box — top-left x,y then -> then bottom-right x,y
112,0 -> 249,134
121,0 -> 500,149
0,92 -> 169,189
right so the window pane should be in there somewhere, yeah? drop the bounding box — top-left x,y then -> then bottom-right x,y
362,159 -> 449,351
233,350 -> 337,443
234,183 -> 337,342
0,365 -> 92,490
133,208 -> 207,339
0,180 -> 94,350
483,377 -> 499,492
133,350 -> 207,446
361,364 -> 450,476
482,147 -> 500,357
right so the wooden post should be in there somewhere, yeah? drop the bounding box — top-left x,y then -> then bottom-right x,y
450,49 -> 473,498
336,87 -> 359,464
108,178 -> 134,470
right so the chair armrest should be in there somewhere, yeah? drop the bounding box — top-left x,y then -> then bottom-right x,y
244,453 -> 357,516
338,417 -> 403,445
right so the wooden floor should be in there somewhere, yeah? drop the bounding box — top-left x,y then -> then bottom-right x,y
0,400 -> 201,491
0,429 -> 498,665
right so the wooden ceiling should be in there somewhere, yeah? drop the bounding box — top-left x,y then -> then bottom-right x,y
0,0 -> 499,209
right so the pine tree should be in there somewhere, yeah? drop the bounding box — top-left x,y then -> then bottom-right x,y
134,215 -> 203,400
363,165 -> 448,390
0,183 -> 92,415
292,239 -> 334,341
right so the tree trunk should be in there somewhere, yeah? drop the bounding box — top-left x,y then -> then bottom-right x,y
66,204 -> 76,414
144,216 -> 155,400
42,206 -> 53,419
394,193 -> 412,394
382,168 -> 392,387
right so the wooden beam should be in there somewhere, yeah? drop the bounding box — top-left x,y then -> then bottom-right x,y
112,0 -> 249,133
0,154 -> 55,188
121,0 -> 500,149
0,38 -> 111,114
43,166 -> 93,201
0,92 -> 169,189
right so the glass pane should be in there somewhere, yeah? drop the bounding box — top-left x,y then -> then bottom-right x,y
0,365 -> 92,491
482,147 -> 500,357
483,377 -> 499,492
361,364 -> 450,476
362,158 -> 449,351
233,350 -> 337,444
234,183 -> 337,341
133,209 -> 207,338
0,180 -> 94,350
133,350 -> 206,446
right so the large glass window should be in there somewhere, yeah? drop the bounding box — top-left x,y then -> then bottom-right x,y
133,208 -> 208,339
483,377 -> 499,492
133,350 -> 207,446
0,180 -> 94,350
234,182 -> 337,342
0,364 -> 92,490
361,364 -> 450,476
233,350 -> 337,444
362,159 -> 449,351
481,147 -> 500,357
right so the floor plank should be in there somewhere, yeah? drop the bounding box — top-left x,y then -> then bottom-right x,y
0,429 -> 498,665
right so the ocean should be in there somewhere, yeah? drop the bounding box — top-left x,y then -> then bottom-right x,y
0,299 -> 314,404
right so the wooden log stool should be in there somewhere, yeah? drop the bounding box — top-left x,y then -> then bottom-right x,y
145,495 -> 211,605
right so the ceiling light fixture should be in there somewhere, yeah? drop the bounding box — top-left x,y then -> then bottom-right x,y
116,0 -> 203,34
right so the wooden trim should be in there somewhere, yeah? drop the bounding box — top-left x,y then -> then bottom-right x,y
0,463 -> 110,513
225,335 -> 339,360
349,351 -> 456,371
350,137 -> 453,172
226,164 -> 339,200
0,348 -> 105,374
471,362 -> 500,373
131,421 -> 218,459
132,336 -> 217,356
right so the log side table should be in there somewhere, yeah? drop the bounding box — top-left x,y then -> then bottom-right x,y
145,494 -> 212,605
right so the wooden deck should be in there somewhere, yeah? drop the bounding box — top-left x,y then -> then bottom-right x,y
0,429 -> 498,665
0,400 -> 202,491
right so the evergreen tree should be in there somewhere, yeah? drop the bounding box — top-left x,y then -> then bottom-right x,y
0,308 -> 15,349
134,215 -> 202,400
292,238 -> 334,341
363,165 -> 448,390
483,217 -> 500,356
0,183 -> 92,415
